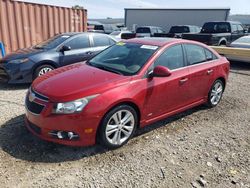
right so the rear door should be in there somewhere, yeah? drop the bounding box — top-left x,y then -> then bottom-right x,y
184,44 -> 217,103
90,35 -> 116,56
60,35 -> 92,66
143,44 -> 191,119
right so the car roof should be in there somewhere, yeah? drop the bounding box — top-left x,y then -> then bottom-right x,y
57,32 -> 111,37
125,37 -> 183,47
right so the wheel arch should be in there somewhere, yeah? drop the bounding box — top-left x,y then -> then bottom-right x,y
95,100 -> 142,142
218,38 -> 227,46
32,61 -> 58,78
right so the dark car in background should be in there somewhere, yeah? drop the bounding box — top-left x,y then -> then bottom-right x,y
91,24 -> 119,34
166,25 -> 201,38
0,32 -> 117,84
136,26 -> 164,37
182,21 -> 246,46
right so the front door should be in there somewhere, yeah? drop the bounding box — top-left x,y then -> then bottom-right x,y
60,35 -> 92,66
142,44 -> 191,120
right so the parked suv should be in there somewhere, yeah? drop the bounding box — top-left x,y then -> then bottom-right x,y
0,32 -> 117,84
182,21 -> 246,46
136,26 -> 164,37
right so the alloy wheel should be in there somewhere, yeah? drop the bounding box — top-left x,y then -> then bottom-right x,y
105,110 -> 135,145
210,81 -> 223,105
38,67 -> 53,76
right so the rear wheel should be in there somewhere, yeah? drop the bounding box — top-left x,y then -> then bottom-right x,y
207,79 -> 224,107
34,64 -> 54,79
98,105 -> 138,149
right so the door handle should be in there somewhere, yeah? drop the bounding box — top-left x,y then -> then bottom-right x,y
207,69 -> 214,75
179,78 -> 188,84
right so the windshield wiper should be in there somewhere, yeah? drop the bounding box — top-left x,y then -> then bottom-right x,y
88,62 -> 123,75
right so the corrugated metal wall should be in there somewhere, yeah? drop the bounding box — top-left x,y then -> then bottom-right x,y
125,8 -> 230,32
0,0 -> 87,55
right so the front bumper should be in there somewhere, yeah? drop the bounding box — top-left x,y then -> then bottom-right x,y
0,61 -> 34,84
24,90 -> 100,147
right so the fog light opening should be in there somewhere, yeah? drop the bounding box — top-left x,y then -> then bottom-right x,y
49,131 -> 79,140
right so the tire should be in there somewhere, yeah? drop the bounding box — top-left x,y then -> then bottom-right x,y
34,64 -> 54,80
98,105 -> 138,149
207,79 -> 224,107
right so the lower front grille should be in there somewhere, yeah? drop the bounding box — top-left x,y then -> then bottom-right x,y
0,68 -> 9,83
28,121 -> 41,135
25,96 -> 45,115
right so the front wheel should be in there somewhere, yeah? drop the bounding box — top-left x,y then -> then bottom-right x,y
98,105 -> 138,149
34,64 -> 54,80
207,79 -> 224,107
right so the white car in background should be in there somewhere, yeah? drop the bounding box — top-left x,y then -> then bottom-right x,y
227,35 -> 250,62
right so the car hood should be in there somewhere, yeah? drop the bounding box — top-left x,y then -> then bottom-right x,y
229,43 -> 250,48
32,63 -> 131,102
1,47 -> 45,62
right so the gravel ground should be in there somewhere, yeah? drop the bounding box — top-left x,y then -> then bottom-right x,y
0,62 -> 249,188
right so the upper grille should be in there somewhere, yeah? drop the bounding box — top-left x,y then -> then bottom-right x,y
25,96 -> 45,115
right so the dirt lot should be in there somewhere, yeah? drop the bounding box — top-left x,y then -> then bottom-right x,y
0,62 -> 249,188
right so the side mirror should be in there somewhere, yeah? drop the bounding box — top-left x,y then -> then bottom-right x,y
148,66 -> 171,78
60,45 -> 71,52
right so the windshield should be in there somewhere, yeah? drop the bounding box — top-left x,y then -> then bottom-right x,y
88,42 -> 158,76
169,26 -> 189,33
34,35 -> 70,49
201,22 -> 230,33
136,27 -> 151,33
233,37 -> 250,44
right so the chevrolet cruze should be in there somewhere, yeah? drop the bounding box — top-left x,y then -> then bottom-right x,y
25,38 -> 230,149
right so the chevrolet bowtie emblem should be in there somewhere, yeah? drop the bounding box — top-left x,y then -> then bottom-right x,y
29,92 -> 36,102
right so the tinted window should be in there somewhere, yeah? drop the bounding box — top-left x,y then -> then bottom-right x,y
88,42 -> 158,75
185,44 -> 207,65
136,27 -> 151,33
170,26 -> 190,33
34,35 -> 70,49
155,45 -> 185,70
94,25 -> 104,30
93,35 -> 111,47
64,35 -> 90,50
201,22 -> 230,33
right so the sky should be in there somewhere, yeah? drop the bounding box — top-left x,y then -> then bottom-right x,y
18,0 -> 250,18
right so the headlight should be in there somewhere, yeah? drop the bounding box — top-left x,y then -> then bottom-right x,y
53,94 -> 99,114
10,58 -> 29,63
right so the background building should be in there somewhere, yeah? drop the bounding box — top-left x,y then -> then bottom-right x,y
125,8 -> 230,32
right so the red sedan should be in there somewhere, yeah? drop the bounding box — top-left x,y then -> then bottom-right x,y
25,38 -> 230,148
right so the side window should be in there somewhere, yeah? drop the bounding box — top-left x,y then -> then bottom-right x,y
232,24 -> 238,32
185,44 -> 207,65
237,24 -> 244,32
205,49 -> 217,61
157,28 -> 164,33
93,35 -> 110,47
64,35 -> 90,50
154,45 -> 185,70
